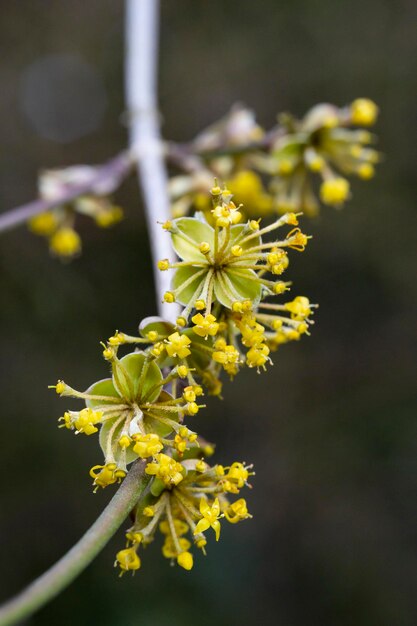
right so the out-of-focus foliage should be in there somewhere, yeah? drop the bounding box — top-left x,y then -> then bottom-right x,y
0,1 -> 416,625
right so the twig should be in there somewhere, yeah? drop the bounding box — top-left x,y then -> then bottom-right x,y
125,0 -> 179,322
0,461 -> 150,626
0,3 -> 174,623
0,152 -> 132,234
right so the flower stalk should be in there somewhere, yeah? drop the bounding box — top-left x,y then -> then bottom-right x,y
0,461 -> 150,626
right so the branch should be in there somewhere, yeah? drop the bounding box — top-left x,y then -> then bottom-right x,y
0,152 -> 132,234
0,461 -> 149,626
0,4 -> 175,624
125,0 -> 179,322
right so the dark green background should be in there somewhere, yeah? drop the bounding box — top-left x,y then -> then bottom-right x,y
0,1 -> 416,625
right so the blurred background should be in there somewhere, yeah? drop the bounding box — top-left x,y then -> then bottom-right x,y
0,1 -> 416,625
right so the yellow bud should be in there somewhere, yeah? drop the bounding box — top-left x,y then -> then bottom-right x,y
272,264 -> 284,275
231,245 -> 243,257
28,211 -> 57,236
125,531 -> 143,544
308,155 -> 324,172
285,212 -> 299,226
350,98 -> 379,126
158,259 -> 170,271
249,220 -> 260,231
183,386 -> 196,402
203,444 -> 215,457
177,365 -> 188,378
118,435 -> 131,449
147,330 -> 158,342
108,332 -> 125,346
176,316 -> 187,327
211,185 -> 222,195
230,211 -> 242,224
177,551 -> 193,570
143,506 -> 155,517
49,228 -> 81,258
320,178 -> 350,206
350,144 -> 363,159
357,130 -> 372,144
195,299 -> 206,311
216,217 -> 230,228
357,163 -> 375,180
199,241 -> 211,254
196,459 -> 207,472
95,206 -> 124,228
186,402 -> 199,415
102,346 -> 115,360
323,114 -> 339,128
214,337 -> 227,350
55,380 -> 66,395
273,282 -> 287,294
163,291 -> 176,303
277,159 -> 293,175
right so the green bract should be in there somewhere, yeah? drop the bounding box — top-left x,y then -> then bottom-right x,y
168,214 -> 262,314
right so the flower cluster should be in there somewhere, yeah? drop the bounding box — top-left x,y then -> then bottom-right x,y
116,454 -> 253,573
28,165 -> 124,259
52,183 -> 316,573
27,99 -> 378,260
267,99 -> 380,215
52,314 -> 254,571
167,98 -> 379,219
159,186 -> 316,378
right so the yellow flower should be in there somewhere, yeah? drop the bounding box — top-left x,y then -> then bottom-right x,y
145,453 -> 184,486
162,537 -> 191,559
284,296 -> 312,321
246,343 -> 270,369
225,462 -> 250,488
191,313 -> 219,338
89,463 -> 126,491
73,407 -> 102,435
223,498 -> 252,524
165,332 -> 192,358
132,433 -> 163,458
115,547 -> 141,572
194,498 -> 222,541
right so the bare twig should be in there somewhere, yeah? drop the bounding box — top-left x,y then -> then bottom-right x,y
125,0 -> 179,322
0,152 -> 132,234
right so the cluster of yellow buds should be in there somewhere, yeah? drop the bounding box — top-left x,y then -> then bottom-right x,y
167,99 -> 379,219
268,99 -> 380,215
28,165 -> 124,259
115,453 -> 253,573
